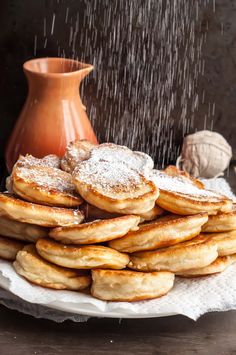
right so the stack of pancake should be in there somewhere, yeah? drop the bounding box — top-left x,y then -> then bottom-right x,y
0,140 -> 235,302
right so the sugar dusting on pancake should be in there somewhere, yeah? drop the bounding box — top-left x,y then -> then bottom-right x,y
16,154 -> 61,169
73,160 -> 150,197
15,166 -> 76,195
151,170 -> 224,198
89,143 -> 154,174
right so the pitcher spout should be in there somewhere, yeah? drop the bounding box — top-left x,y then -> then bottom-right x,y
78,63 -> 94,80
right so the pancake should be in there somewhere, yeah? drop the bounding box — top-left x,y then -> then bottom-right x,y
14,154 -> 61,169
151,169 -> 232,215
91,269 -> 174,301
178,255 -> 236,277
36,238 -> 130,269
0,214 -> 48,242
108,213 -> 208,253
61,139 -> 96,173
164,165 -> 205,188
202,230 -> 236,256
0,193 -> 84,227
14,244 -> 91,290
81,203 -> 164,223
12,165 -> 83,207
139,205 -> 165,222
6,154 -> 61,193
128,235 -> 218,273
0,236 -> 25,260
73,160 -> 158,214
49,215 -> 140,244
72,142 -> 157,214
202,204 -> 236,232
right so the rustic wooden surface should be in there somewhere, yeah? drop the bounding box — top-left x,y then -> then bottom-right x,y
0,166 -> 235,354
0,305 -> 236,355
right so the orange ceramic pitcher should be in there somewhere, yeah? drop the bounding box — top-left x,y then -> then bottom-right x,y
5,57 -> 98,172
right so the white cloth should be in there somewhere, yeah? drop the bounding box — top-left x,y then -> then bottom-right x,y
0,177 -> 235,322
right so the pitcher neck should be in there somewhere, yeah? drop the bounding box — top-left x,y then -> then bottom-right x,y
23,58 -> 93,99
25,73 -> 84,99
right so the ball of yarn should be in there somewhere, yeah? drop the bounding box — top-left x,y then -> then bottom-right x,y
176,130 -> 232,178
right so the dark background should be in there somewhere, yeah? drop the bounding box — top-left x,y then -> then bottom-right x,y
0,2 -> 236,351
0,0 -> 235,167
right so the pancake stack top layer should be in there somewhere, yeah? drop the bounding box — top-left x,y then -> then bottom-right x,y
12,165 -> 83,207
72,143 -> 158,214
151,170 -> 222,199
15,154 -> 61,169
14,166 -> 75,194
150,168 -> 232,215
0,139 -> 235,302
75,160 -> 145,195
89,143 -> 154,174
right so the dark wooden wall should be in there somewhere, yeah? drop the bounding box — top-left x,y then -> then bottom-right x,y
0,0 -> 235,165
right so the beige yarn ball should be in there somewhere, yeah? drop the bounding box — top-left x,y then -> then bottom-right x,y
176,130 -> 232,178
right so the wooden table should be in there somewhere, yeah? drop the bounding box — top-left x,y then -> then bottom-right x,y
0,164 -> 235,354
0,305 -> 236,354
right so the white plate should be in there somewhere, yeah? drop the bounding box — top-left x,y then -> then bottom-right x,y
0,272 -> 176,319
2,259 -> 236,321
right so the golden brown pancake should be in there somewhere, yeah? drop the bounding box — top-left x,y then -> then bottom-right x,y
178,254 -> 236,277
73,160 -> 158,214
0,214 -> 47,242
151,169 -> 232,215
49,215 -> 140,244
0,193 -> 84,227
139,205 -> 165,222
36,238 -> 130,269
0,236 -> 25,261
6,154 -> 61,193
128,235 -> 218,273
12,165 -> 83,207
202,230 -> 236,256
72,143 -> 157,214
14,244 -> 91,290
91,269 -> 174,301
108,213 -> 208,253
202,204 -> 236,232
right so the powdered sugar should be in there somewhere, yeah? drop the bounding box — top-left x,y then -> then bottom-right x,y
89,144 -> 154,174
16,154 -> 61,169
151,170 -> 224,198
16,166 -> 76,195
73,160 -> 148,197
